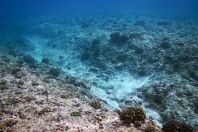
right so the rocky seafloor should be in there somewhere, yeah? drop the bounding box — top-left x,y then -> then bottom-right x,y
0,48 -> 162,132
0,13 -> 198,131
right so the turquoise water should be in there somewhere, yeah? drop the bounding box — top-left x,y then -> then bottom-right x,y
0,0 -> 198,129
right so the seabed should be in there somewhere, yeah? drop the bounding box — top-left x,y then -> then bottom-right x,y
0,13 -> 197,131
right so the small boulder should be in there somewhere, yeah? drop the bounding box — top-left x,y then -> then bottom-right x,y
110,32 -> 129,45
48,68 -> 60,77
90,100 -> 102,109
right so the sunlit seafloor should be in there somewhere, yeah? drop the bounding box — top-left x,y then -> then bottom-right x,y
0,11 -> 198,131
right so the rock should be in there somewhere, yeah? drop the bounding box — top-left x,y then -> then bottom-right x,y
18,112 -> 26,119
142,83 -> 170,111
160,39 -> 171,49
65,76 -> 90,90
23,96 -> 36,102
31,81 -> 39,86
90,100 -> 102,109
23,55 -> 37,68
48,68 -> 60,77
92,39 -> 101,45
188,71 -> 198,81
134,47 -> 144,54
109,32 -> 129,45
6,97 -> 21,106
129,33 -> 143,40
37,107 -> 52,116
0,85 -> 8,90
70,111 -> 81,117
0,80 -> 7,85
0,80 -> 8,90
0,119 -> 17,131
16,80 -> 24,85
11,67 -> 21,76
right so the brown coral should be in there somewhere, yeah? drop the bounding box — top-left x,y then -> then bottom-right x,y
118,107 -> 146,125
162,120 -> 195,132
144,124 -> 160,132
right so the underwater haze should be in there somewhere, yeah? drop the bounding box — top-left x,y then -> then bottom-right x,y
0,0 -> 198,131
0,0 -> 198,16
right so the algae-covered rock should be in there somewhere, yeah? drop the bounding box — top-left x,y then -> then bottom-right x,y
0,123 -> 6,132
48,68 -> 60,77
141,83 -> 170,111
24,96 -> 36,102
70,111 -> 81,117
90,100 -> 102,109
5,97 -> 21,106
160,38 -> 171,49
11,67 -> 21,76
0,85 -> 8,90
0,80 -> 7,85
16,80 -> 24,86
23,55 -> 36,65
37,107 -> 52,116
109,32 -> 129,45
0,119 -> 17,131
31,81 -> 39,86
65,76 -> 90,90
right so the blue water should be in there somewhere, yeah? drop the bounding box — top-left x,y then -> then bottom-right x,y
0,0 -> 198,16
0,0 -> 198,129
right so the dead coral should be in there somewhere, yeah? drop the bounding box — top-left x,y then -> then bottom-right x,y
16,80 -> 24,86
0,80 -> 7,85
0,83 -> 8,90
23,96 -> 36,102
0,119 -> 17,132
18,111 -> 26,119
31,81 -> 39,86
11,67 -> 24,78
37,107 -> 52,116
11,67 -> 21,76
0,123 -> 6,132
5,97 -> 21,106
